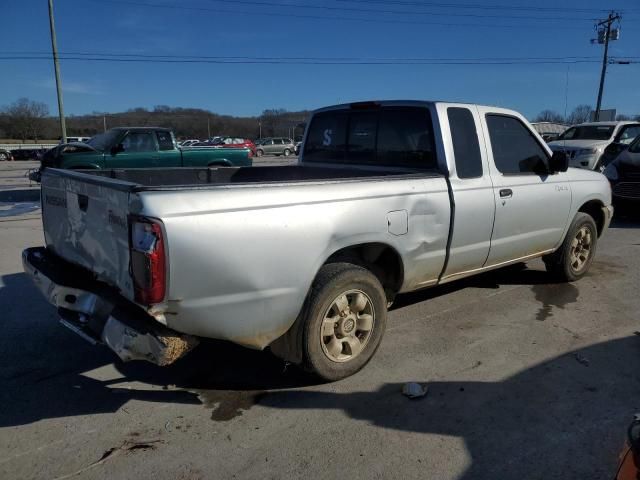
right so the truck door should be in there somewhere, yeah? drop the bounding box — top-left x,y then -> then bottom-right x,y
480,110 -> 572,267
107,130 -> 159,168
155,130 -> 182,167
439,105 -> 496,281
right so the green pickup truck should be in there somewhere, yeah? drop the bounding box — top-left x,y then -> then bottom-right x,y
39,127 -> 252,171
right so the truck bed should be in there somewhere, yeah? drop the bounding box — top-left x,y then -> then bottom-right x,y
73,164 -> 434,189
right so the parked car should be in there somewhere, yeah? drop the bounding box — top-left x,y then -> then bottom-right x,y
255,137 -> 295,157
10,148 -> 45,161
61,136 -> 91,144
209,137 -> 257,155
0,148 -> 12,161
294,141 -> 302,155
178,139 -> 200,147
36,127 -> 252,174
548,121 -> 640,171
603,134 -> 640,205
23,100 -> 612,381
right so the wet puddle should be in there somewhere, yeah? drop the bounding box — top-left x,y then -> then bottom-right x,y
532,283 -> 579,321
192,389 -> 268,421
0,201 -> 40,218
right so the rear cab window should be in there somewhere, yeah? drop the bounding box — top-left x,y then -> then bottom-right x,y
447,107 -> 483,178
303,106 -> 437,169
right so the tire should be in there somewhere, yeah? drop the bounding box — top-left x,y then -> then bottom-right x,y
256,149 -> 264,157
543,212 -> 598,282
283,148 -> 291,157
0,151 -> 8,161
301,262 -> 387,381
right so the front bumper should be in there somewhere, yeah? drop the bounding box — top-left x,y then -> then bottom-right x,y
22,247 -> 198,365
602,204 -> 614,231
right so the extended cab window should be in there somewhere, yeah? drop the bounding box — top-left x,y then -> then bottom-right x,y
447,107 -> 483,178
156,131 -> 174,151
304,107 -> 436,168
121,132 -> 156,152
486,115 -> 548,175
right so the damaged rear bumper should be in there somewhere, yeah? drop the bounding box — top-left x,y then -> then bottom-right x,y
22,247 -> 198,366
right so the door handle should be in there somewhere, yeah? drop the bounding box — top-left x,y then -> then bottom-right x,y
499,189 -> 513,198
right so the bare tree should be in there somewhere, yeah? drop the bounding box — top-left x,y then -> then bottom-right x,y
566,105 -> 592,125
534,110 -> 565,123
616,114 -> 631,121
3,97 -> 50,142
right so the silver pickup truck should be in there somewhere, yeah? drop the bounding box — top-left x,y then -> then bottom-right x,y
23,101 -> 613,381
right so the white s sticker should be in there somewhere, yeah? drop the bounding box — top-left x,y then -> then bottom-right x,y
322,129 -> 332,146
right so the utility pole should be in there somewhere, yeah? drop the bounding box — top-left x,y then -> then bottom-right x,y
207,117 -> 211,139
593,12 -> 621,121
103,114 -> 107,132
47,0 -> 67,143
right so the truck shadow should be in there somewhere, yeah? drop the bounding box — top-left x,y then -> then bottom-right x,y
258,336 -> 640,479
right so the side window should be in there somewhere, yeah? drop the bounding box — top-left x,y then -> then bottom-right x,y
156,131 -> 174,151
304,112 -> 348,162
486,115 -> 549,175
377,108 -> 436,168
619,126 -> 640,144
447,107 -> 483,178
121,132 -> 156,152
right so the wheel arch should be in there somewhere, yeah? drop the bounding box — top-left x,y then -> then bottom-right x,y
578,199 -> 606,237
323,242 -> 404,301
207,159 -> 232,167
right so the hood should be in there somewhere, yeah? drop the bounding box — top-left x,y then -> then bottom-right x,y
547,139 -> 610,150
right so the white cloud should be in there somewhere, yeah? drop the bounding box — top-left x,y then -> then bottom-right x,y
34,78 -> 105,95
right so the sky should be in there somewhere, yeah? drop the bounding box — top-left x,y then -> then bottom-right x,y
1,0 -> 639,120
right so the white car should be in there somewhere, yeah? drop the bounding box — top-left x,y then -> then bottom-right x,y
548,121 -> 640,171
179,139 -> 200,147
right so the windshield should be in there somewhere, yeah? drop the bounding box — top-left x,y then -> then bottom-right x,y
86,130 -> 122,151
629,136 -> 640,153
557,125 -> 615,141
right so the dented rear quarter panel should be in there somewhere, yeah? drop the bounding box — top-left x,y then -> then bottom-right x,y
136,176 -> 451,348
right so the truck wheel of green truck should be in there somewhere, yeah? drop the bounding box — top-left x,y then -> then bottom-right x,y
301,262 -> 387,381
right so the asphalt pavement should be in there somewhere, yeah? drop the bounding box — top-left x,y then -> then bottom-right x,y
1,160 -> 639,479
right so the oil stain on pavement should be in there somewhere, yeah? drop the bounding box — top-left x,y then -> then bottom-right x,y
532,283 -> 579,321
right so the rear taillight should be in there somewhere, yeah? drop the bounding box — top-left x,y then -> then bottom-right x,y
129,217 -> 166,305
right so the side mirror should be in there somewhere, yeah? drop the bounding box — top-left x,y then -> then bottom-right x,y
110,144 -> 124,155
549,151 -> 568,173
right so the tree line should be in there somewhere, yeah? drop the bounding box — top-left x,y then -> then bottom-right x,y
3,97 -> 640,143
0,98 -> 309,142
533,104 -> 640,124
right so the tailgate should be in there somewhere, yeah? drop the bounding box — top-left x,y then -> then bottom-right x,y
41,169 -> 137,301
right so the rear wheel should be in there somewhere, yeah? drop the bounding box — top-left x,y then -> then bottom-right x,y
256,149 -> 264,157
301,263 -> 387,381
544,212 -> 598,281
0,152 -> 8,161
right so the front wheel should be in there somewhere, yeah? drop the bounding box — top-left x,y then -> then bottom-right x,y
544,212 -> 598,281
0,152 -> 8,161
256,149 -> 264,157
301,263 -> 387,381
283,148 -> 291,157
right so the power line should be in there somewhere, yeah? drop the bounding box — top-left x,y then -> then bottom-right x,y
1,51 -> 620,62
87,0 -> 594,29
191,0 -> 599,21
336,0 -> 637,14
0,55 -> 621,65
